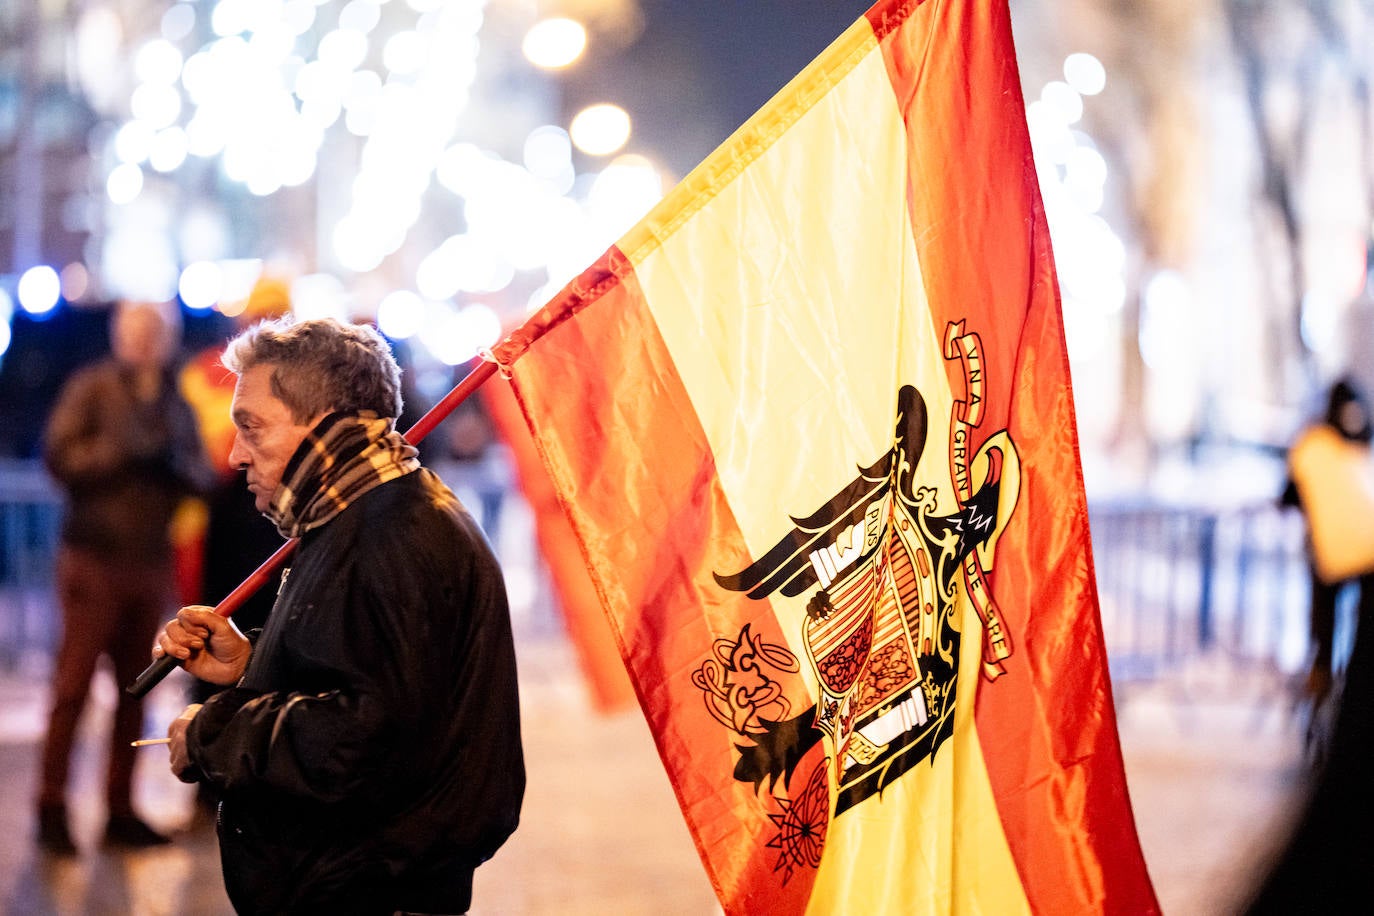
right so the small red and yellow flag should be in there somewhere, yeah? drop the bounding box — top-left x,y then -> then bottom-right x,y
492,0 -> 1159,911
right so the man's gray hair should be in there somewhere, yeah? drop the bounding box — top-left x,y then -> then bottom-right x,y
223,317 -> 404,422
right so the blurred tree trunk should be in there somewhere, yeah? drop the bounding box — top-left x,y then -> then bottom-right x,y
1097,0 -> 1206,458
1223,0 -> 1314,399
5,1 -> 45,273
1223,0 -> 1374,402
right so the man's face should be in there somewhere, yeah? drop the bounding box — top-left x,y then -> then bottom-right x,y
228,363 -> 323,513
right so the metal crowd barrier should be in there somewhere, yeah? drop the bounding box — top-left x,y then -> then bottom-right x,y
0,460 -> 62,669
1088,499 -> 1312,684
0,456 -> 1317,682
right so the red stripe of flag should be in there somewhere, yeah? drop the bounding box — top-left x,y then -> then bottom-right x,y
873,1 -> 1157,912
500,247 -> 820,912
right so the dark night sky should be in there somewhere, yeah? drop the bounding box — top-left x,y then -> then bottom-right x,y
563,1 -> 877,179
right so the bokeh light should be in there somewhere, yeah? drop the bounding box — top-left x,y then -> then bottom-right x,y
102,227 -> 179,302
522,18 -> 587,70
1064,52 -> 1107,96
149,127 -> 190,172
339,0 -> 382,34
420,302 -> 501,365
383,30 -> 426,75
17,266 -> 62,316
290,273 -> 350,322
161,3 -> 196,42
524,125 -> 574,183
179,260 -> 224,311
130,82 -> 183,129
377,290 -> 426,340
570,103 -> 631,156
59,263 -> 90,302
135,39 -> 184,85
1040,80 -> 1083,125
114,121 -> 156,165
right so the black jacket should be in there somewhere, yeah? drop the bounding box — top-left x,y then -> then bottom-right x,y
187,469 -> 524,915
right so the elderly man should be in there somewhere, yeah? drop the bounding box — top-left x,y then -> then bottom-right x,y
153,317 -> 523,914
38,299 -> 212,853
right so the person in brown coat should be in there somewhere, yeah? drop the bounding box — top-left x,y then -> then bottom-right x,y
36,300 -> 213,854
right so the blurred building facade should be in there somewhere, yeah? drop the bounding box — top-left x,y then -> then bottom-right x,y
1011,0 -> 1374,502
3,1 -> 1370,481
2,0 -> 689,442
0,2 -> 1372,682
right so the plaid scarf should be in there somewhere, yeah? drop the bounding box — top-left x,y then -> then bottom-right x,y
267,411 -> 421,538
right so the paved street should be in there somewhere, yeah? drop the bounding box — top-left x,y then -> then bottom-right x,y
0,634 -> 1311,916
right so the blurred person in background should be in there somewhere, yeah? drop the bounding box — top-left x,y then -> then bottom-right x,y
36,299 -> 214,854
1280,378 -> 1374,740
1251,376 -> 1374,911
431,360 -> 509,551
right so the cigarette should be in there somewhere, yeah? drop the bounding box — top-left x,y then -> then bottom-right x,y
130,737 -> 172,747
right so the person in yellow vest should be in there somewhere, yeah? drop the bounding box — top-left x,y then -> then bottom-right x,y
1252,376 -> 1374,910
1282,377 -> 1374,712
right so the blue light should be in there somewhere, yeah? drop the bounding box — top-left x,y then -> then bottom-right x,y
17,265 -> 62,316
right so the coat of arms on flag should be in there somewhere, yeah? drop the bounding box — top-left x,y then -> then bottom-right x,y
708,328 -> 1021,833
489,0 -> 1161,912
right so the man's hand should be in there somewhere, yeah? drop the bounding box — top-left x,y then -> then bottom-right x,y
168,704 -> 202,782
153,605 -> 252,686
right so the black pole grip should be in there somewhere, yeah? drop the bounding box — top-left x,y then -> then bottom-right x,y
128,653 -> 181,698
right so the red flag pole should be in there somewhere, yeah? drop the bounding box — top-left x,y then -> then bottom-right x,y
127,358 -> 502,696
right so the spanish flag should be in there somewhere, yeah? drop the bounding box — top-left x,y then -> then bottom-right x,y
491,0 -> 1159,911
